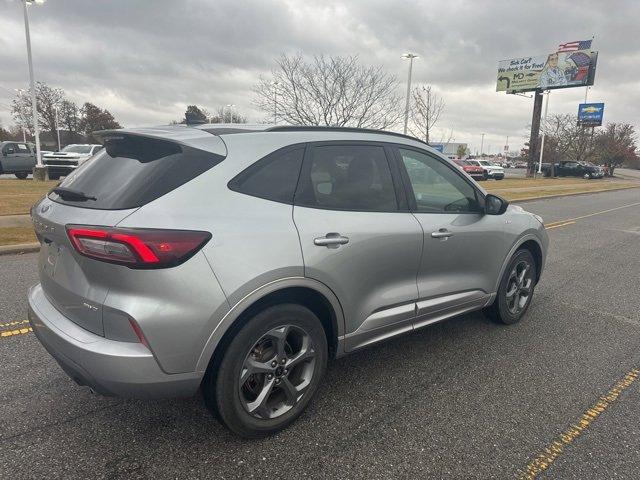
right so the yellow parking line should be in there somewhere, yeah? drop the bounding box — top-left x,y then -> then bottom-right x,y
545,221 -> 576,230
0,320 -> 30,329
0,327 -> 33,338
545,201 -> 640,229
518,368 -> 640,479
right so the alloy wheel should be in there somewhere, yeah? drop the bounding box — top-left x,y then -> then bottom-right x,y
238,325 -> 317,420
505,260 -> 533,315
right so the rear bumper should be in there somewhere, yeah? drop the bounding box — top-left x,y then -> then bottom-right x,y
28,283 -> 202,399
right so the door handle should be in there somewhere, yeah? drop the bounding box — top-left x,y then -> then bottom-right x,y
314,233 -> 349,248
431,228 -> 454,239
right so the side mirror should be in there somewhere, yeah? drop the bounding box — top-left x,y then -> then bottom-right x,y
484,194 -> 509,215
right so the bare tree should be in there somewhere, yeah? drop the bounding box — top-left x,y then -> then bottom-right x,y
208,107 -> 247,124
254,54 -> 402,129
409,85 -> 444,144
11,81 -> 65,138
542,113 -> 597,165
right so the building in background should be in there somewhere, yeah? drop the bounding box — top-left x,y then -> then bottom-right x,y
430,142 -> 468,160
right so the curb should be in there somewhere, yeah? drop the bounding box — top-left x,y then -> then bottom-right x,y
510,185 -> 640,204
0,243 -> 40,256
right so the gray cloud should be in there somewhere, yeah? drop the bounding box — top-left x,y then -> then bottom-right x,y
0,0 -> 638,154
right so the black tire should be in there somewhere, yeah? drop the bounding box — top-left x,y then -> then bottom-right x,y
204,303 -> 328,438
15,172 -> 29,179
495,176 -> 504,181
483,171 -> 489,181
485,249 -> 537,325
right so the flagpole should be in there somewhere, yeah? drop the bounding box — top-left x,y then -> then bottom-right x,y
584,35 -> 595,104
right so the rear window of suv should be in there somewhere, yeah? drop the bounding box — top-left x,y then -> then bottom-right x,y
49,135 -> 225,210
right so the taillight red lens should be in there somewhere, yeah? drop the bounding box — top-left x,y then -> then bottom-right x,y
66,225 -> 211,268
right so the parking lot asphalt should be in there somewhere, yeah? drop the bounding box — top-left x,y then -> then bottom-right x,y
1,187 -> 639,479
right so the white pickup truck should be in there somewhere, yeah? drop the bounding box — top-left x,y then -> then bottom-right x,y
465,159 -> 505,180
43,144 -> 103,179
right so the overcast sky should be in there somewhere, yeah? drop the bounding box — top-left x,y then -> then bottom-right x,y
1,0 -> 638,154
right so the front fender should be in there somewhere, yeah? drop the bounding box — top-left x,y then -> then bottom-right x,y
493,226 -> 548,293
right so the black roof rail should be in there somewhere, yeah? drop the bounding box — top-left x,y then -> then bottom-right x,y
265,125 -> 430,147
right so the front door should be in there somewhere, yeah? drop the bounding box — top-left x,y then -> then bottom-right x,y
293,142 -> 423,351
393,147 -> 507,328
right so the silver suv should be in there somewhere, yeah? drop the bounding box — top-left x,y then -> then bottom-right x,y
28,125 -> 548,437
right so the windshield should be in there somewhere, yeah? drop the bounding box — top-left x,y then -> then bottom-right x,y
62,145 -> 93,154
479,161 -> 492,166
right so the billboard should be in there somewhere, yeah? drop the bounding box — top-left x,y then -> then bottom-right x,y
577,103 -> 604,126
496,50 -> 598,93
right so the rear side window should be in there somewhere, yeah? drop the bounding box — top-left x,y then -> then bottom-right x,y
228,146 -> 304,204
49,136 -> 224,210
296,145 -> 398,212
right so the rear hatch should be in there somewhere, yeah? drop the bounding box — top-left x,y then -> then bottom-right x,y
32,130 -> 226,336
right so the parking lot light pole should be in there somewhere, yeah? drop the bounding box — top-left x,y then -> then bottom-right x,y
22,0 -> 47,180
54,105 -> 61,151
225,104 -> 235,124
401,53 -> 418,135
480,133 -> 485,156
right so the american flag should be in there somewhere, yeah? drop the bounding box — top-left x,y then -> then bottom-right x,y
557,40 -> 592,52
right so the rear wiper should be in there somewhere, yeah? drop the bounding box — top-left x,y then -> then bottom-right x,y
52,187 -> 97,201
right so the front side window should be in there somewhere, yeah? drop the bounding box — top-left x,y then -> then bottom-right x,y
399,148 -> 480,214
296,145 -> 397,211
228,146 -> 304,204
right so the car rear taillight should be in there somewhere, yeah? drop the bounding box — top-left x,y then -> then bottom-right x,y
66,225 -> 211,268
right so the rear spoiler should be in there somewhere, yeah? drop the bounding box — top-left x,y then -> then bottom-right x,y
93,126 -> 227,157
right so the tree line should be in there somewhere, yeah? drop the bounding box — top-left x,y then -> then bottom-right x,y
540,114 -> 639,175
5,82 -> 121,145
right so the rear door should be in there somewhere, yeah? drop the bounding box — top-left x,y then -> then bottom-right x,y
392,146 -> 508,328
293,142 -> 423,351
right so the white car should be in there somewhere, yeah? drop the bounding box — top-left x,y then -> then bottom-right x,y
466,159 -> 505,180
43,144 -> 103,179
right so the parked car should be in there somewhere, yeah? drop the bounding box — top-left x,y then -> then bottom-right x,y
29,124 -> 548,438
466,159 -> 505,180
541,160 -> 604,179
0,141 -> 36,179
454,159 -> 485,180
43,144 -> 103,179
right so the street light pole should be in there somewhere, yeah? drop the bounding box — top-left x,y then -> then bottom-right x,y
225,104 -> 235,124
54,105 -> 61,151
480,133 -> 485,156
272,81 -> 280,125
22,0 -> 46,180
402,53 -> 418,135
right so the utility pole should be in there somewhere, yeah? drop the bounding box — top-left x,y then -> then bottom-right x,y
527,90 -> 544,176
401,53 -> 418,135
